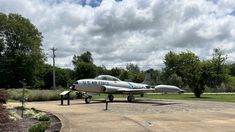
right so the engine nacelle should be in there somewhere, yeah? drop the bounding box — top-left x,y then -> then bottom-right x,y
101,86 -> 118,93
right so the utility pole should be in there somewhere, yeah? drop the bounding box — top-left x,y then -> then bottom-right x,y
51,47 -> 57,89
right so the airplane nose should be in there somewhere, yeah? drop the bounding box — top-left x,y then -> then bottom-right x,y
70,85 -> 76,90
70,81 -> 80,90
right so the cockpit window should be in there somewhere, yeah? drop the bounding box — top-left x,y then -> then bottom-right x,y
73,81 -> 78,84
95,75 -> 121,81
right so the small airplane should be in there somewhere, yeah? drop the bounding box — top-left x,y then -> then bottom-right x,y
70,74 -> 184,103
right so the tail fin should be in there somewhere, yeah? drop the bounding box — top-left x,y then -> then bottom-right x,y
142,70 -> 151,84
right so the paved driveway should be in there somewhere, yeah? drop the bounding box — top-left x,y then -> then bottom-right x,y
9,99 -> 235,132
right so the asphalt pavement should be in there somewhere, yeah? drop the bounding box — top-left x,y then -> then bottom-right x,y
9,99 -> 235,132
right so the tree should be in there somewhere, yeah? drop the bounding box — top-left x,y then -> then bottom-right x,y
126,63 -> 140,73
145,69 -> 162,85
73,51 -> 97,79
72,51 -> 93,65
163,51 -> 179,76
55,67 -> 74,88
109,67 -> 122,77
38,64 -> 74,89
228,63 -> 235,76
196,49 -> 228,93
0,13 -> 45,87
74,62 -> 97,79
210,48 -> 228,87
119,70 -> 129,81
227,63 -> 235,76
40,64 -> 53,88
132,72 -> 144,83
125,63 -> 143,82
165,73 -> 183,87
163,51 -> 203,97
96,65 -> 108,76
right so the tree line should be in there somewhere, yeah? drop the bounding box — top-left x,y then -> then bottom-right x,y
0,13 -> 235,97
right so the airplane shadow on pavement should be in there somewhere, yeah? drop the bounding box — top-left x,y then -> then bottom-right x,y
70,99 -> 181,106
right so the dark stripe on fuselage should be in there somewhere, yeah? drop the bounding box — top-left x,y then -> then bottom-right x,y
81,81 -> 110,86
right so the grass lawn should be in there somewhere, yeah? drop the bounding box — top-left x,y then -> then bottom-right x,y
143,93 -> 235,103
7,88 -> 77,101
92,93 -> 235,103
7,89 -> 235,103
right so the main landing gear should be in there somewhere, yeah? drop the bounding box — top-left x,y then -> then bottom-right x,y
84,94 -> 114,104
84,94 -> 135,103
127,94 -> 135,102
85,95 -> 92,104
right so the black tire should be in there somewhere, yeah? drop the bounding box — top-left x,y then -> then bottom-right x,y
85,96 -> 92,104
127,95 -> 135,102
108,94 -> 114,102
140,94 -> 144,97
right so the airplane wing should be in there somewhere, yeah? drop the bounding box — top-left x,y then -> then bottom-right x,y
101,85 -> 184,94
102,85 -> 155,94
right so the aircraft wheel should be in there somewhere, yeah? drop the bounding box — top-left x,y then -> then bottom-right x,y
127,95 -> 135,102
85,96 -> 92,104
108,94 -> 114,102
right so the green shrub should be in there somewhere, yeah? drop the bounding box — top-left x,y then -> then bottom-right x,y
33,112 -> 49,121
31,107 -> 40,113
15,106 -> 26,110
33,112 -> 45,120
226,76 -> 235,92
25,109 -> 37,117
24,108 -> 50,122
38,115 -> 50,121
9,111 -> 22,121
28,121 -> 50,132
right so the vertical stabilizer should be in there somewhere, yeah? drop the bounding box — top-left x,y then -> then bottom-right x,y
142,70 -> 151,84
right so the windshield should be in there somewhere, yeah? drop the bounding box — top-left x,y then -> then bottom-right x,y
95,75 -> 121,81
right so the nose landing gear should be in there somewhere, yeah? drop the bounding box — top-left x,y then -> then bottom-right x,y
108,94 -> 114,102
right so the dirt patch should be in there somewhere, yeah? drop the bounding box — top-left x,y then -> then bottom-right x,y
0,117 -> 39,132
0,105 -> 10,123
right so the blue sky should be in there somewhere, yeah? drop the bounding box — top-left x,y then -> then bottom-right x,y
49,0 -> 122,7
79,0 -> 102,7
0,0 -> 235,69
79,0 -> 123,7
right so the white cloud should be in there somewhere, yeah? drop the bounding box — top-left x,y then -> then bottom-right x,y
1,0 -> 235,70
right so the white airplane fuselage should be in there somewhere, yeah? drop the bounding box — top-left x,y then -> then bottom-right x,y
73,79 -> 150,94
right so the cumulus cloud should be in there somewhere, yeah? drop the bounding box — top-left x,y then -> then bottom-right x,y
0,0 -> 235,70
